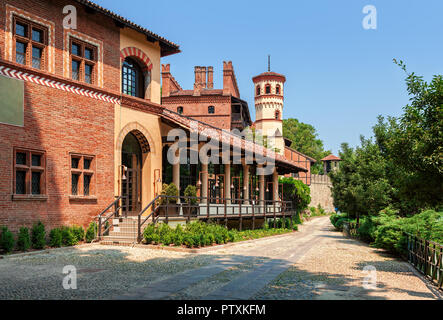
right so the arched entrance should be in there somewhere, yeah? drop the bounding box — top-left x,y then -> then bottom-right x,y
121,131 -> 150,215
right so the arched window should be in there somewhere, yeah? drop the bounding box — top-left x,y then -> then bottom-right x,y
177,106 -> 184,115
256,85 -> 261,96
275,111 -> 280,120
208,106 -> 215,114
276,85 -> 281,95
122,57 -> 145,98
265,84 -> 271,94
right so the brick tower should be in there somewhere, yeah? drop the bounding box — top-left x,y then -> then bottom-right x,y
252,69 -> 286,155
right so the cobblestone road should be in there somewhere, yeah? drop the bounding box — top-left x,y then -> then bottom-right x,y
0,217 -> 440,300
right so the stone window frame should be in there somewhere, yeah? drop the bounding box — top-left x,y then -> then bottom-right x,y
5,5 -> 56,73
12,148 -> 47,200
265,84 -> 271,94
12,15 -> 48,71
69,38 -> 98,85
64,30 -> 104,88
69,153 -> 96,199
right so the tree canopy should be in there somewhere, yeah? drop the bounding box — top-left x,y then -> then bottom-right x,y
282,118 -> 331,174
330,62 -> 443,217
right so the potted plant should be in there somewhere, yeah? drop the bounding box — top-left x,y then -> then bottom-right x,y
156,183 -> 180,217
183,185 -> 198,217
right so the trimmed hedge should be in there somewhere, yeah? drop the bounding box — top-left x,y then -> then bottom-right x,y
31,221 -> 46,250
143,220 -> 296,248
0,226 -> 15,253
17,227 -> 31,252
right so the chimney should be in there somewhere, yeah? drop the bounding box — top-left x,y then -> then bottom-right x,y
194,66 -> 201,90
207,66 -> 214,89
201,66 -> 207,89
161,64 -> 171,97
223,61 -> 239,97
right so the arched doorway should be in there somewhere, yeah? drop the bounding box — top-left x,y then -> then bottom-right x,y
121,131 -> 149,215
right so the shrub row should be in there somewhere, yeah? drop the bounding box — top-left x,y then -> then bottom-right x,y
0,221 -> 98,254
143,219 -> 297,248
307,205 -> 333,217
330,209 -> 443,255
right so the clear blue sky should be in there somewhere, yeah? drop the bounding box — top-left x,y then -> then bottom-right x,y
94,0 -> 443,154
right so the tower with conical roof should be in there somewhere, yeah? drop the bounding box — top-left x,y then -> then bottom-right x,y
252,67 -> 286,155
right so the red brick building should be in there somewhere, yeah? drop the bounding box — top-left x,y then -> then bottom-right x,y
162,62 -> 251,131
0,0 -> 311,238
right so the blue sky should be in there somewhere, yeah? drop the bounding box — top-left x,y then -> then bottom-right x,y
94,0 -> 443,154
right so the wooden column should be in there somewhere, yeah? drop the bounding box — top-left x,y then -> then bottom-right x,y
201,163 -> 208,204
225,163 -> 231,204
243,164 -> 250,204
273,167 -> 279,201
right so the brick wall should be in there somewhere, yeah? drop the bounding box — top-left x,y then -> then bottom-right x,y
0,0 -> 119,231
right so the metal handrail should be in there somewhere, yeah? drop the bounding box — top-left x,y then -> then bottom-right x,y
96,195 -> 126,240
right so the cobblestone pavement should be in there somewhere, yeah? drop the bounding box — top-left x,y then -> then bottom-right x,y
0,217 -> 441,300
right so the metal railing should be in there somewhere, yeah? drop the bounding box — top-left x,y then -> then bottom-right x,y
96,195 -> 127,241
406,233 -> 443,290
135,195 -> 297,243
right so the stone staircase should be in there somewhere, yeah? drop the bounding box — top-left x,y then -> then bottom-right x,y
100,217 -> 140,246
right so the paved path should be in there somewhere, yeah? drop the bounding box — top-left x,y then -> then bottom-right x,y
0,217 -> 441,300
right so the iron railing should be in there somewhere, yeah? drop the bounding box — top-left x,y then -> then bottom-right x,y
97,195 -> 127,240
406,233 -> 443,290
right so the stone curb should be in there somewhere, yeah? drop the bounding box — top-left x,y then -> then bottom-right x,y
0,243 -> 94,259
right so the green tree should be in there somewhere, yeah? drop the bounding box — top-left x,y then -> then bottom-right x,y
282,118 -> 331,173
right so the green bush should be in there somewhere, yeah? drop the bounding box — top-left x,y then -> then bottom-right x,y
61,226 -> 78,247
71,226 -> 85,243
49,228 -> 63,248
0,226 -> 15,253
31,221 -> 46,250
85,222 -> 97,243
17,227 -> 31,252
357,216 -> 377,243
184,185 -> 198,205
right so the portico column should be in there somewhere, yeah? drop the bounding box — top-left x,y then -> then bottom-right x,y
173,162 -> 180,203
243,164 -> 250,204
258,166 -> 265,214
273,167 -> 279,202
201,163 -> 208,204
224,163 -> 231,204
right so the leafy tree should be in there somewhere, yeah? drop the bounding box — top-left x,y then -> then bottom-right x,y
279,177 -> 311,214
330,62 -> 443,218
282,118 -> 331,173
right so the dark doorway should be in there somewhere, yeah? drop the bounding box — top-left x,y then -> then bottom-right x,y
121,132 -> 142,215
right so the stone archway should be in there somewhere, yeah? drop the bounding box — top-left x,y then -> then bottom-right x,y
116,122 -> 156,213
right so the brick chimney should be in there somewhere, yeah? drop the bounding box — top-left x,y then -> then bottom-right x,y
161,64 -> 171,97
161,64 -> 181,98
223,61 -> 240,98
201,66 -> 207,89
207,66 -> 214,89
194,66 -> 201,90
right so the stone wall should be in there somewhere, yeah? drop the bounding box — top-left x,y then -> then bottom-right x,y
309,174 -> 335,212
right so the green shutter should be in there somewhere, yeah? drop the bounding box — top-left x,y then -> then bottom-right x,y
0,75 -> 24,126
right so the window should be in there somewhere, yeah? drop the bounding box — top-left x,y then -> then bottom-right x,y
276,85 -> 281,95
70,39 -> 97,84
177,106 -> 184,115
275,111 -> 280,120
70,154 -> 95,197
122,57 -> 145,98
13,149 -> 46,196
208,106 -> 215,114
256,85 -> 261,96
265,84 -> 271,94
13,17 -> 47,70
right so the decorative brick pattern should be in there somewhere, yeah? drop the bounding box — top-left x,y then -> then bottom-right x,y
0,65 -> 120,104
120,47 -> 153,72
